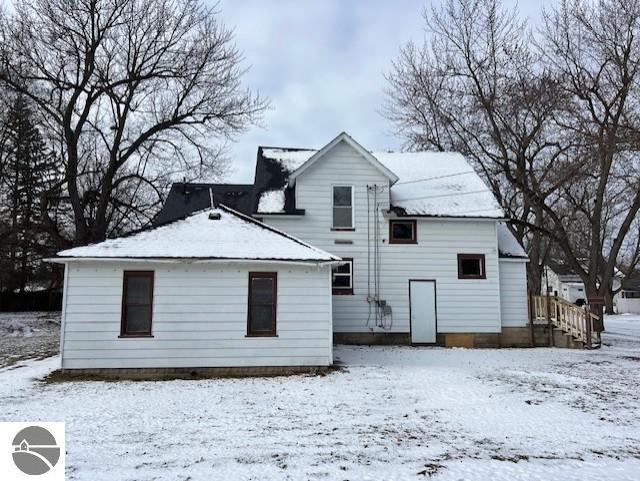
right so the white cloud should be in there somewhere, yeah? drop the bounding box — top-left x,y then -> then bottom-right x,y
215,0 -> 551,183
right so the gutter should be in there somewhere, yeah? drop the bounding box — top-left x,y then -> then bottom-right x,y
383,210 -> 506,221
498,256 -> 530,262
44,257 -> 342,268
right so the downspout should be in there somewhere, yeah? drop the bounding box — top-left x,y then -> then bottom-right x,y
366,185 -> 372,328
328,267 -> 334,365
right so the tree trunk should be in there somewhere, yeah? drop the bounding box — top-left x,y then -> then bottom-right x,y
604,289 -> 615,315
592,285 -> 606,333
526,262 -> 543,296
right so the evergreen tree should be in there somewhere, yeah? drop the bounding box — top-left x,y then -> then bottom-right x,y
0,93 -> 58,292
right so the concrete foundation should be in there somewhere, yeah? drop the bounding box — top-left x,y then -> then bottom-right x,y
333,332 -> 411,345
336,325 -> 585,349
49,365 -> 332,382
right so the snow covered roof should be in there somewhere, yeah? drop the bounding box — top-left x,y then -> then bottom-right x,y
252,147 -> 308,215
497,223 -> 528,259
260,148 -> 314,173
257,189 -> 286,214
376,152 -> 504,218
259,146 -> 504,218
54,205 -> 340,263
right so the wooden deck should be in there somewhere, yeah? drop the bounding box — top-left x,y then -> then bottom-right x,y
530,295 -> 600,348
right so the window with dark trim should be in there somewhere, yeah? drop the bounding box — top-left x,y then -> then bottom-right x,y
247,272 -> 277,336
332,259 -> 353,295
389,220 -> 417,244
332,186 -> 353,229
457,254 -> 486,279
121,271 -> 154,337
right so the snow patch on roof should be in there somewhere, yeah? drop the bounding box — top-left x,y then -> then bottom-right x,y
374,152 -> 504,218
257,190 -> 285,213
261,148 -> 313,173
497,223 -> 528,258
57,206 -> 339,262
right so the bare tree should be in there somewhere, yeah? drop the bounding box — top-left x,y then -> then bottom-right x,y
539,0 -> 640,317
385,0 -> 640,325
384,0 -> 574,294
0,0 -> 266,245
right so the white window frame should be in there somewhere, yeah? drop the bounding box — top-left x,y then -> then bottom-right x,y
332,185 -> 354,229
332,259 -> 353,294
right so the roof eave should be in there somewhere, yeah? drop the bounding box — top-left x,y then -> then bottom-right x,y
499,254 -> 529,261
390,213 -> 507,221
45,256 -> 341,266
253,209 -> 306,217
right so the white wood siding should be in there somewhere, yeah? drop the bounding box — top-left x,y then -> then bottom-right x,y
498,259 -> 529,327
265,140 -> 504,334
61,262 -> 333,369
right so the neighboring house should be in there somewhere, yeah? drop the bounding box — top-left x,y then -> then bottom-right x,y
541,264 -> 588,305
615,276 -> 640,314
50,132 -> 532,373
541,262 -> 624,309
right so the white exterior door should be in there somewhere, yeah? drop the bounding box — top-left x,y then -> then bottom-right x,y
410,280 -> 437,343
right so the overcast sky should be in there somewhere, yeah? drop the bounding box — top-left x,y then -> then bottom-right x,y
217,0 -> 552,183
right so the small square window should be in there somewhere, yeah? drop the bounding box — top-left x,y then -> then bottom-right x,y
332,259 -> 353,295
389,220 -> 417,244
457,254 -> 486,279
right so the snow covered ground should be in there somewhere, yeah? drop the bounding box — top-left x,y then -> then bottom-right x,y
0,314 -> 639,480
0,311 -> 60,368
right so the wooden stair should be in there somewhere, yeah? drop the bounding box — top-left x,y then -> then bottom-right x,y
530,295 -> 601,349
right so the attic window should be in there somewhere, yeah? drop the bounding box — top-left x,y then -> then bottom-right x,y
389,220 -> 417,244
332,186 -> 353,229
208,212 -> 221,220
457,254 -> 486,279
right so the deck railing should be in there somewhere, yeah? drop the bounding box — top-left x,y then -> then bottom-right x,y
530,295 -> 600,348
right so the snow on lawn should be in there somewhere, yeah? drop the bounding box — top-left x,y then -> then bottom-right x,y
0,311 -> 60,368
0,316 -> 639,480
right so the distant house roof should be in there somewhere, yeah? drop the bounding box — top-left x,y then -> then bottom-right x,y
54,205 -> 340,263
153,183 -> 253,225
497,223 -> 528,259
546,261 -> 624,284
622,276 -> 640,291
546,262 -> 583,283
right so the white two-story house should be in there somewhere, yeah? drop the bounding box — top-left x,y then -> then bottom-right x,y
50,133 -> 530,375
